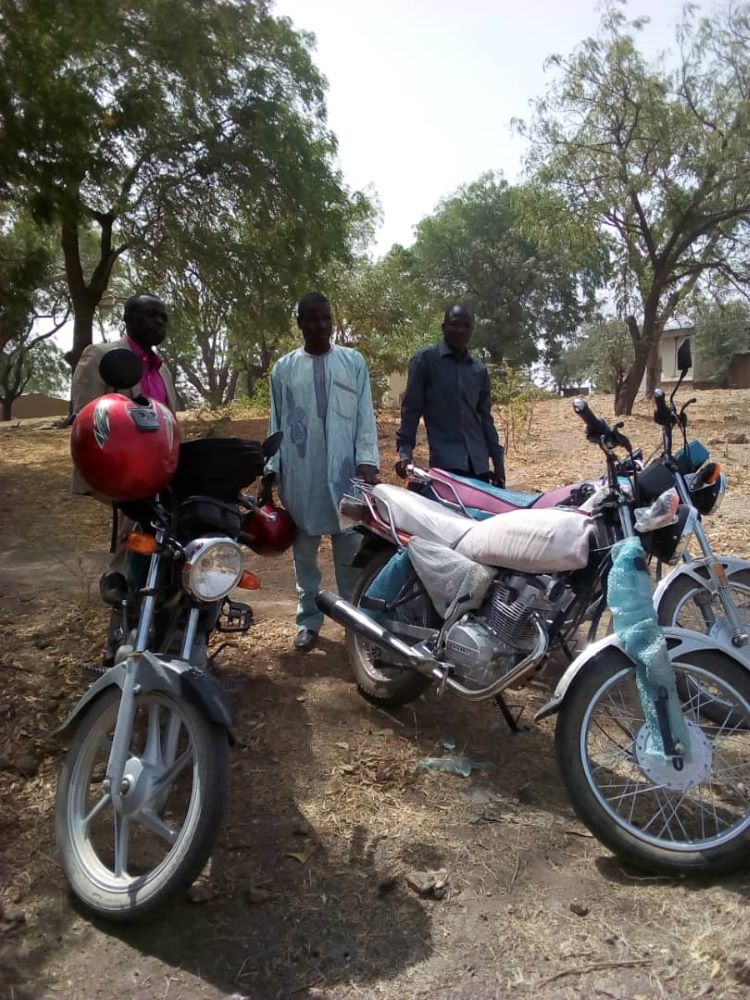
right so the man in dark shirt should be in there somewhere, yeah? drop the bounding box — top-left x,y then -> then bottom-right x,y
395,302 -> 505,485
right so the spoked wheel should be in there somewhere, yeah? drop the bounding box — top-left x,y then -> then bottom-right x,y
556,651 -> 750,875
56,688 -> 229,920
347,549 -> 436,707
658,570 -> 750,727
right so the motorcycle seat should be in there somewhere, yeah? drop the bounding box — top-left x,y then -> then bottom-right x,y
432,470 -> 542,508
371,484 -> 472,547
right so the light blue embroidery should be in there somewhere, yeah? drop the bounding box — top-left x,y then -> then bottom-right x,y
285,386 -> 307,458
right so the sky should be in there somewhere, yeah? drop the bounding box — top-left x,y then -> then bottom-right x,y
275,0 -> 700,255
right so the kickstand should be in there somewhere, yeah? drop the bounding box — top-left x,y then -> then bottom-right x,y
495,693 -> 528,734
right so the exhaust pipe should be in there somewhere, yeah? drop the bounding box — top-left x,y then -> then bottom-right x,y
315,590 -> 433,669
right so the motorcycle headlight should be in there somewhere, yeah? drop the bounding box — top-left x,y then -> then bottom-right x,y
634,487 -> 679,532
182,538 -> 244,601
641,506 -> 697,565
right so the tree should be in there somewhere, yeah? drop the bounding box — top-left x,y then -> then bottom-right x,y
406,174 -> 601,367
519,2 -> 750,414
0,214 -> 55,352
693,299 -> 750,384
327,249 -> 439,403
0,328 -> 68,420
554,318 -> 634,396
0,0 -> 365,372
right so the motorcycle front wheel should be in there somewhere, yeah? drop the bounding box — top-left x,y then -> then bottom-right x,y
555,650 -> 750,875
348,548 -> 436,707
55,687 -> 229,920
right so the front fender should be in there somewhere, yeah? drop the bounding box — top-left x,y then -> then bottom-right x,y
54,651 -> 235,743
653,555 -> 750,610
534,626 -> 748,721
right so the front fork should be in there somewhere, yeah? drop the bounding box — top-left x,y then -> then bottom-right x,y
104,533 -> 196,812
675,476 -> 748,647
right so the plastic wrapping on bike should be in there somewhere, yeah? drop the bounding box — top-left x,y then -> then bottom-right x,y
408,537 -> 495,619
608,537 -> 691,763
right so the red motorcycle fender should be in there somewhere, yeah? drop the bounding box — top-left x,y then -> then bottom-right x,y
53,651 -> 235,744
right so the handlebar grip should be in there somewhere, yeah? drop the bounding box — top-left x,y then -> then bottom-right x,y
653,388 -> 673,426
573,397 -> 608,438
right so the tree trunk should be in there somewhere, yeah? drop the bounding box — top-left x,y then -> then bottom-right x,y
1,396 -> 14,421
644,338 -> 661,400
65,300 -> 97,372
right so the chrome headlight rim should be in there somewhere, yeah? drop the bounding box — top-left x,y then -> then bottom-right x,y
182,536 -> 244,602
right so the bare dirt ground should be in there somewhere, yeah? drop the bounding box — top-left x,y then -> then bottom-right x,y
2,391 -> 750,1000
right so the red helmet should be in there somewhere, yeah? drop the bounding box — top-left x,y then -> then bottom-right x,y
71,394 -> 180,500
241,503 -> 296,556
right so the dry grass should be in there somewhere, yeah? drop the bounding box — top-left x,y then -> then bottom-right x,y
1,390 -> 750,999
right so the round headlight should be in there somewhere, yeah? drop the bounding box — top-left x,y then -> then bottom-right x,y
182,538 -> 244,602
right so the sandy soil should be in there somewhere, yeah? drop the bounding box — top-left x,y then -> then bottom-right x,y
1,392 -> 750,1000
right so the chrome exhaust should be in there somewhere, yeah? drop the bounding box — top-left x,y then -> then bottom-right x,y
316,591 -> 550,700
315,590 -> 435,673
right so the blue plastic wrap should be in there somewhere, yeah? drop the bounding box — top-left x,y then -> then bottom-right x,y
363,549 -> 412,621
608,537 -> 691,762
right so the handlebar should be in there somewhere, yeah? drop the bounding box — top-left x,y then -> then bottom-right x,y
653,388 -> 674,427
572,398 -> 633,453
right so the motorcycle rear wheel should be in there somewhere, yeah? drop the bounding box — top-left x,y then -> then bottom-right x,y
56,687 -> 229,920
347,549 -> 435,707
555,650 -> 750,875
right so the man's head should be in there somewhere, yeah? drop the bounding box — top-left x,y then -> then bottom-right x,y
442,302 -> 475,353
124,294 -> 169,349
297,291 -> 333,355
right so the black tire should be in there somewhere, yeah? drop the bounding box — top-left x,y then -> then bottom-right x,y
658,569 -> 750,728
56,687 -> 230,921
347,549 -> 435,707
555,650 -> 750,875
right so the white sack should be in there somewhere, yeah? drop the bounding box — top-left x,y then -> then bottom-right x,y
455,508 -> 593,573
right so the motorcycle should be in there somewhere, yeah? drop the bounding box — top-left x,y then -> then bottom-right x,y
402,339 -> 749,661
55,350 -> 285,920
322,399 -> 750,875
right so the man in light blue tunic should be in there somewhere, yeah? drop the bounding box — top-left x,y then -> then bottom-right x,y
259,292 -> 380,651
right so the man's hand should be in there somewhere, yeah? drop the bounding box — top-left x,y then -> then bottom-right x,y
491,461 -> 506,489
394,459 -> 410,480
258,472 -> 276,507
356,464 -> 380,485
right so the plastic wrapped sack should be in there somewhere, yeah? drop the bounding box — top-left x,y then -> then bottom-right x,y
608,537 -> 691,763
455,508 -> 593,572
408,537 -> 495,619
634,487 -> 678,533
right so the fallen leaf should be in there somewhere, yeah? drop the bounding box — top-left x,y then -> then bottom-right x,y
334,742 -> 350,750
246,886 -> 272,905
285,851 -> 309,864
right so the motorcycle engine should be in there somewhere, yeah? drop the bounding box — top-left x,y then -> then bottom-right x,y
445,574 -> 568,687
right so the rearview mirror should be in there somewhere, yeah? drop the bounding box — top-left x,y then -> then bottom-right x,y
677,339 -> 692,374
99,348 -> 142,391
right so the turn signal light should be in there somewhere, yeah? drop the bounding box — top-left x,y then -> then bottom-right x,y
124,531 -> 159,555
237,571 -> 261,590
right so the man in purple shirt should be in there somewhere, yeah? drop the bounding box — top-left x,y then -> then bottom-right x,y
71,294 -> 178,666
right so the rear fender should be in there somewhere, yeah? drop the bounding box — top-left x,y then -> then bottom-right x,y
54,651 -> 235,743
535,626 -> 747,721
653,555 -> 750,610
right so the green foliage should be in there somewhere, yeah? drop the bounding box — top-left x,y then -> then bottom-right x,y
0,0 -> 368,368
0,214 -> 57,351
693,301 -> 750,384
554,319 -> 634,396
327,249 -> 440,404
519,2 -> 750,413
406,173 -> 601,367
0,330 -> 68,419
487,363 -> 551,453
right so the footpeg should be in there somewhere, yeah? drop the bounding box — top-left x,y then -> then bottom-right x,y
217,600 -> 254,633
